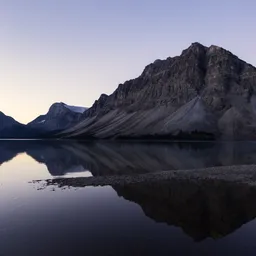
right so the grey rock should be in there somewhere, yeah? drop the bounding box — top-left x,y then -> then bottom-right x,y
65,42 -> 256,140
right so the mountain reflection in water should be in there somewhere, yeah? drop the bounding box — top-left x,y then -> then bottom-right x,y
36,166 -> 256,241
114,180 -> 256,241
2,140 -> 256,255
1,140 -> 256,177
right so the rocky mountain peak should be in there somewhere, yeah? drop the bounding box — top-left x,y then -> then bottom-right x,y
181,42 -> 207,56
28,102 -> 87,132
47,102 -> 87,116
208,44 -> 222,51
64,42 -> 256,140
48,102 -> 67,115
83,93 -> 109,118
207,45 -> 236,59
99,93 -> 108,101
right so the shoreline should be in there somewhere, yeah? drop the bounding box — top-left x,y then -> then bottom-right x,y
34,165 -> 256,188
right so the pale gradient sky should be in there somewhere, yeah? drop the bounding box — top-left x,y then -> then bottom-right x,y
1,0 -> 256,123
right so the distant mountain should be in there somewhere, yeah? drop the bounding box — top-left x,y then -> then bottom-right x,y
27,102 -> 87,132
64,42 -> 256,140
0,102 -> 87,138
0,111 -> 21,131
0,111 -> 41,138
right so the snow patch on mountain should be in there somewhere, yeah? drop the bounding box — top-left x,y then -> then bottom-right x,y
63,104 -> 87,113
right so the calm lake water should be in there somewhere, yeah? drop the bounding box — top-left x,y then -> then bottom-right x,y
1,140 -> 256,255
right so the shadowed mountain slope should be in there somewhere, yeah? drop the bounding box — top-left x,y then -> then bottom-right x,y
64,43 -> 256,140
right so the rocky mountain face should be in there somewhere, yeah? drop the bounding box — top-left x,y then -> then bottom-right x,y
65,43 -> 256,140
28,102 -> 87,132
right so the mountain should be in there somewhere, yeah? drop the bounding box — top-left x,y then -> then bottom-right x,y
64,43 -> 256,140
0,103 -> 87,138
0,111 -> 53,138
0,112 -> 32,138
28,102 -> 87,132
0,111 -> 21,130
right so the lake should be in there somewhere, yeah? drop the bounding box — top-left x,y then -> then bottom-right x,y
1,140 -> 256,255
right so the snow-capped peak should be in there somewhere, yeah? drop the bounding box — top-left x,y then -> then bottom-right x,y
63,104 -> 87,114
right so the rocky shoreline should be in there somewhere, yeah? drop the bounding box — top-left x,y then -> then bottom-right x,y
34,165 -> 256,188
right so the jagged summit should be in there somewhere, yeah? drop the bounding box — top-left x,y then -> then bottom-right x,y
64,42 -> 256,140
181,42 -> 207,55
1,42 -> 256,140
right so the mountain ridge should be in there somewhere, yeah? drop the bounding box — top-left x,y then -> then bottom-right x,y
0,102 -> 87,138
27,102 -> 87,132
63,42 -> 256,140
1,42 -> 256,140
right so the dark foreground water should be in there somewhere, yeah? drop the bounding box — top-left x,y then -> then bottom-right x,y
2,140 -> 256,255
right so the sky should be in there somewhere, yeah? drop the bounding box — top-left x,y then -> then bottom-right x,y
0,0 -> 256,124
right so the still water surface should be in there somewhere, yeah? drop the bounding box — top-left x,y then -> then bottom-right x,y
1,140 -> 256,255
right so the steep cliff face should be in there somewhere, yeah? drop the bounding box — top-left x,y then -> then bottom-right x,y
65,43 -> 256,140
28,102 -> 87,132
